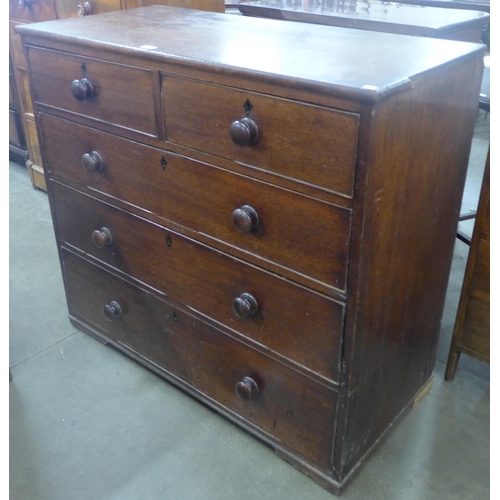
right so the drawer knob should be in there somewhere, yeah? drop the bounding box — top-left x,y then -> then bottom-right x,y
103,301 -> 122,322
76,2 -> 92,16
82,151 -> 104,173
232,292 -> 259,319
71,78 -> 94,101
18,0 -> 32,7
232,205 -> 259,233
230,117 -> 259,146
92,227 -> 113,248
235,376 -> 260,401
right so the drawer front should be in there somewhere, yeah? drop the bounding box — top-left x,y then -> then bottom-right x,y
162,75 -> 359,197
40,114 -> 351,290
26,46 -> 157,136
53,183 -> 344,381
9,0 -> 56,21
62,248 -> 337,468
55,0 -> 122,19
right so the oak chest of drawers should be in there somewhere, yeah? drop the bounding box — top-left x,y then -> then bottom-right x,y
17,6 -> 484,493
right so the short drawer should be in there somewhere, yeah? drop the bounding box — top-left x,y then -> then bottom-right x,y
9,0 -> 56,21
62,248 -> 338,468
53,183 -> 344,382
40,113 -> 351,291
162,75 -> 359,197
55,0 -> 122,19
26,46 -> 157,136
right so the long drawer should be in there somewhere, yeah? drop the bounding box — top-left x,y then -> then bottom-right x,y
40,113 -> 351,291
62,248 -> 338,469
26,46 -> 157,136
52,182 -> 344,382
162,75 -> 359,197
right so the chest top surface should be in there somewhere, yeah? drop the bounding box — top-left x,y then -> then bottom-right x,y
17,5 -> 483,102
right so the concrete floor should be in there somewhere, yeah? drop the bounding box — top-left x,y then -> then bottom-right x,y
9,114 -> 489,499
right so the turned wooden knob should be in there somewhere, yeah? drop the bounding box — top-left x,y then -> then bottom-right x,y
71,78 -> 94,101
235,376 -> 259,400
81,151 -> 104,173
92,227 -> 113,248
232,205 -> 259,233
76,2 -> 92,16
18,0 -> 32,8
103,301 -> 122,322
230,117 -> 259,146
232,292 -> 258,319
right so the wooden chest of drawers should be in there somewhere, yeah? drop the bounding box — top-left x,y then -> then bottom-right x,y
17,6 -> 484,493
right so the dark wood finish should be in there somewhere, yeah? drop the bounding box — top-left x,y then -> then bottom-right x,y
62,248 -> 339,468
18,6 -> 485,494
28,47 -> 158,136
51,181 -> 345,382
238,0 -> 489,42
162,75 -> 359,197
39,113 -> 352,292
8,0 -> 225,190
446,151 -> 490,380
333,53 -> 484,478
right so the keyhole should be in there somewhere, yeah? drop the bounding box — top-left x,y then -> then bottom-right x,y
244,98 -> 253,116
160,156 -> 167,170
166,235 -> 172,248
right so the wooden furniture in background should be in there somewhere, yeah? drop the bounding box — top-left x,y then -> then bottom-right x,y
17,6 -> 484,494
9,0 -> 56,190
446,151 -> 490,381
396,0 -> 489,13
9,54 -> 28,165
238,0 -> 489,42
8,0 -> 224,191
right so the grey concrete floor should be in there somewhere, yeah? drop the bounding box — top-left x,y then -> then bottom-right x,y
9,113 -> 489,499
